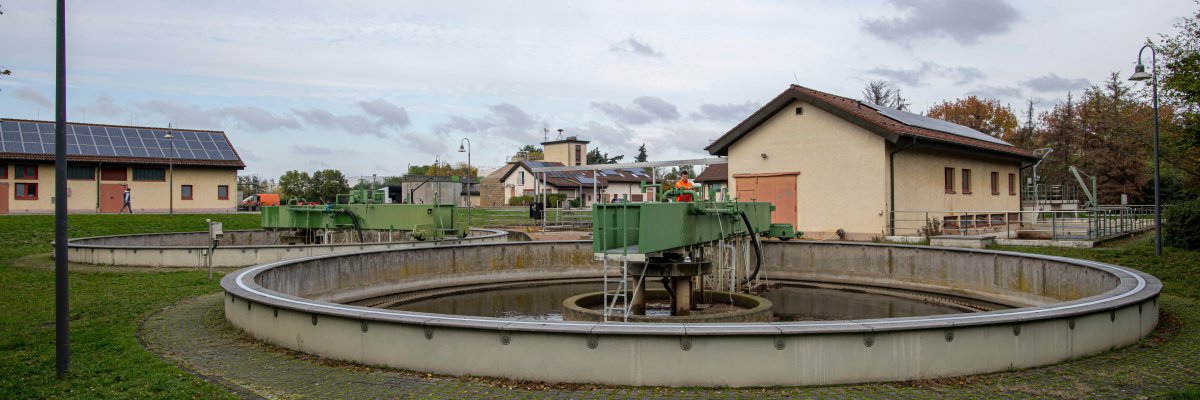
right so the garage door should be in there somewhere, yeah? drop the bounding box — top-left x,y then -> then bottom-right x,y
734,173 -> 797,225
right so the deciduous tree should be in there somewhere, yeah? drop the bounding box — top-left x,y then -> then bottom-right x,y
277,170 -> 312,201
926,96 -> 1019,141
517,145 -> 544,161
310,169 -> 350,203
1156,5 -> 1200,196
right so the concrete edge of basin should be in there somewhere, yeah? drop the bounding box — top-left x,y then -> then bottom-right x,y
219,240 -> 1164,387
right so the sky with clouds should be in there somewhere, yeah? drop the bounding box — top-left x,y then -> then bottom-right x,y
0,0 -> 1192,179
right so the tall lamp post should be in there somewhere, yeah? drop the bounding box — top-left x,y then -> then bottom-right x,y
1129,43 -> 1161,257
164,127 -> 175,216
458,138 -> 472,228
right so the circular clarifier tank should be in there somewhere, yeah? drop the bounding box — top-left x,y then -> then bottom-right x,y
222,240 -> 1161,387
379,282 -> 989,323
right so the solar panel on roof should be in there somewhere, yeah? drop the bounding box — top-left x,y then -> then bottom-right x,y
0,121 -> 238,162
861,103 -> 1012,146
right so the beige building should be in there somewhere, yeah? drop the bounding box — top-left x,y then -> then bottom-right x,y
0,119 -> 245,214
482,136 -> 653,207
705,85 -> 1037,240
694,163 -> 729,202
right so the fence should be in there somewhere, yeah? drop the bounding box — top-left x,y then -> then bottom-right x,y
458,207 -> 593,228
1021,183 -> 1084,204
891,205 -> 1156,241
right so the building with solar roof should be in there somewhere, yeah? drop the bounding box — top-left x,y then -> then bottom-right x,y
705,85 -> 1040,240
485,136 -> 654,207
0,119 -> 245,214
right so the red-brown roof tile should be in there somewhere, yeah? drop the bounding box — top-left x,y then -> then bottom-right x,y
705,85 -> 1037,161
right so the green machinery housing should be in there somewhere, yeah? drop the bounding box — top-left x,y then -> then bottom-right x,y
590,186 -> 800,319
592,200 -> 798,258
260,189 -> 465,240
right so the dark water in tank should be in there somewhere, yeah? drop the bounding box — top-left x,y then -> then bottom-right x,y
388,282 -> 971,321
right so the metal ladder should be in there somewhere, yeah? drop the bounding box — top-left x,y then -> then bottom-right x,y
601,203 -> 638,322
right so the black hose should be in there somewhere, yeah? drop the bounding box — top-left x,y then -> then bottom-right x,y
343,210 -> 366,243
739,210 -> 764,286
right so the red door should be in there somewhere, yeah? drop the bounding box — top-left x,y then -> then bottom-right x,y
0,183 -> 8,214
100,184 -> 125,213
735,174 -> 798,225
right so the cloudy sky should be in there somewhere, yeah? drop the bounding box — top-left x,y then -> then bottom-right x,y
0,1 -> 1191,180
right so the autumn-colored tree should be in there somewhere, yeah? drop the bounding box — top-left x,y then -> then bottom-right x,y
1034,93 -> 1084,190
1077,73 -> 1155,204
926,96 -> 1020,142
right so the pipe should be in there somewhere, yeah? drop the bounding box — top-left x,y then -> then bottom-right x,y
660,188 -> 699,201
738,210 -> 764,286
660,276 -> 675,304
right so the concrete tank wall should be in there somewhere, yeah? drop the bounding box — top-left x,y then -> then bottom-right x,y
222,241 -> 1161,387
65,229 -> 508,268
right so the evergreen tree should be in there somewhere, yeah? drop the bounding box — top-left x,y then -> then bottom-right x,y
1077,73 -> 1154,204
586,147 -> 624,164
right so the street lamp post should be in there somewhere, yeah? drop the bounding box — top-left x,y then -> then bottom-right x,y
458,138 -> 472,228
164,127 -> 175,216
1129,43 -> 1161,257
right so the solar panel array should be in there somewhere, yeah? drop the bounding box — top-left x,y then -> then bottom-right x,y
0,120 -> 239,161
861,103 -> 1013,146
525,161 -> 651,184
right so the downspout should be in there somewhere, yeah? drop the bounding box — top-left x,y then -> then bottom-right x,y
1018,162 -> 1034,207
888,137 -> 918,236
95,162 -> 101,212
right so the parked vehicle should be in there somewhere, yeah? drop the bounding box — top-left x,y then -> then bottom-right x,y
241,193 -> 280,211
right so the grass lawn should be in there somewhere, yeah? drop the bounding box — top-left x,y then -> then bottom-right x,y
0,213 -> 1197,398
0,214 -> 258,399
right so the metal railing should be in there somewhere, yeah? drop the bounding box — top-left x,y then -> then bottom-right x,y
1021,184 -> 1083,204
459,207 -> 593,228
891,205 -> 1156,241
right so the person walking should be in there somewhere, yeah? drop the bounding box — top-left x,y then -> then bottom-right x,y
119,187 -> 133,214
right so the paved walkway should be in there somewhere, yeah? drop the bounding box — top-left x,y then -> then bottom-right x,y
141,293 -> 1200,399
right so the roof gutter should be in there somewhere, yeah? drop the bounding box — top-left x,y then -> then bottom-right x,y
888,136 -> 918,236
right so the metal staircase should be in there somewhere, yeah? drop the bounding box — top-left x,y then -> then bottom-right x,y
600,203 -> 642,322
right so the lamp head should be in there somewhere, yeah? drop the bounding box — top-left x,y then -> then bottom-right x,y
164,132 -> 174,139
1129,63 -> 1152,81
458,144 -> 466,153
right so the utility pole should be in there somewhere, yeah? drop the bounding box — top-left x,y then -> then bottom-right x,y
54,0 -> 70,376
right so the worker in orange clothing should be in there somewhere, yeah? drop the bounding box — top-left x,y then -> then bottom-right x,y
675,172 -> 694,202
